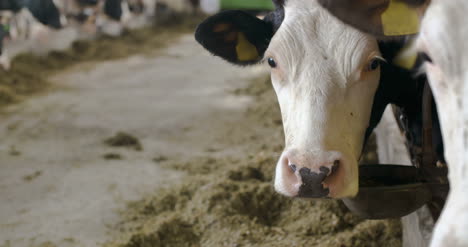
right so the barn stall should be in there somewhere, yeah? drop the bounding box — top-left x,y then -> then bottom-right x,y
0,0 -> 450,247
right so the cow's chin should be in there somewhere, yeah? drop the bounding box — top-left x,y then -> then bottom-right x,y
324,158 -> 359,198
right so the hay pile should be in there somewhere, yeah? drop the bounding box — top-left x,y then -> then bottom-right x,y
105,77 -> 401,247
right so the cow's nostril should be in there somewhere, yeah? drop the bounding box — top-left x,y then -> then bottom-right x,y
319,166 -> 330,174
333,160 -> 340,167
289,164 -> 297,172
299,167 -> 327,184
332,160 -> 340,174
298,167 -> 330,198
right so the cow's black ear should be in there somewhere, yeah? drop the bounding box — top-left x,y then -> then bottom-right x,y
195,10 -> 273,65
318,0 -> 427,38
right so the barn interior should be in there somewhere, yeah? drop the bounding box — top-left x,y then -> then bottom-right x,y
1,1 -> 438,247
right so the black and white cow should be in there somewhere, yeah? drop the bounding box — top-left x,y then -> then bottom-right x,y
0,0 -> 70,69
317,0 -> 467,246
96,0 -> 133,36
104,0 -> 123,21
195,0 -> 445,200
24,0 -> 66,29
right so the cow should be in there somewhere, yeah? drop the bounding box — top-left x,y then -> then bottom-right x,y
55,0 -> 103,35
0,0 -> 76,70
103,0 -> 123,21
127,0 -> 144,14
24,0 -> 67,29
0,0 -> 66,40
195,0 -> 445,201
121,0 -> 158,29
416,1 -> 468,246
305,0 -> 468,246
101,0 -> 157,33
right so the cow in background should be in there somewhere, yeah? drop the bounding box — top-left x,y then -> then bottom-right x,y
0,0 -> 164,70
98,0 -> 153,35
0,0 -> 74,70
25,0 -> 67,29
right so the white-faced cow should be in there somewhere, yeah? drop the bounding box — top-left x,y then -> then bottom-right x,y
318,0 -> 468,246
197,0 -> 380,198
196,0 -> 445,202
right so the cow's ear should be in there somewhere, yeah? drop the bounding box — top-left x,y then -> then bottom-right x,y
195,10 -> 273,65
318,0 -> 428,38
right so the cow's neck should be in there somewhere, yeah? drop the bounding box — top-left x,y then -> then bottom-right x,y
367,40 -> 445,166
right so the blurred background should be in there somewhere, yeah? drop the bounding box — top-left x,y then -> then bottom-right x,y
0,1 -> 394,247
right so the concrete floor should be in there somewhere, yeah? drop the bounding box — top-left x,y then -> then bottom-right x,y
0,34 -> 263,247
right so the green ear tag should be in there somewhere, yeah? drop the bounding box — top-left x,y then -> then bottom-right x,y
236,32 -> 259,62
381,0 -> 420,36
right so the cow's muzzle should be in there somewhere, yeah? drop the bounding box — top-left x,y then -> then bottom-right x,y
274,149 -> 342,198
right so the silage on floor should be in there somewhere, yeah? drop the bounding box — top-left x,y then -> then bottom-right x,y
106,77 -> 402,247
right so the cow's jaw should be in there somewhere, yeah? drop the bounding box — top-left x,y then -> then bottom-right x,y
267,0 -> 380,199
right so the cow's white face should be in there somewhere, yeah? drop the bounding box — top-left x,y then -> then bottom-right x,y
268,0 -> 381,198
418,1 -> 468,246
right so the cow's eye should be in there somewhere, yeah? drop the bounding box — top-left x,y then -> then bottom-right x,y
268,57 -> 277,68
366,58 -> 381,71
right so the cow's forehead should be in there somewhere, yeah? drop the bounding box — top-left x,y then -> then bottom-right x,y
268,0 -> 377,77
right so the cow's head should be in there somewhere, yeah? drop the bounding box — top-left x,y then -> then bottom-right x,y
196,0 -> 384,198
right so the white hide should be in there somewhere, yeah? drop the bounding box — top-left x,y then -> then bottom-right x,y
374,106 -> 413,166
142,0 -> 157,18
200,0 -> 220,14
158,0 -> 194,13
417,0 -> 468,246
52,0 -> 69,27
375,107 -> 435,247
269,0 -> 381,198
121,0 -> 151,30
0,49 -> 11,70
0,7 -> 81,70
96,15 -> 123,36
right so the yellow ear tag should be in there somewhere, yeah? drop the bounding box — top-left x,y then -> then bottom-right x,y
394,41 -> 418,69
236,32 -> 259,62
381,0 -> 420,36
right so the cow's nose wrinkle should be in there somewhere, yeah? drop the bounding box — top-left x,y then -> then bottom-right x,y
289,164 -> 297,173
298,167 -> 330,198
